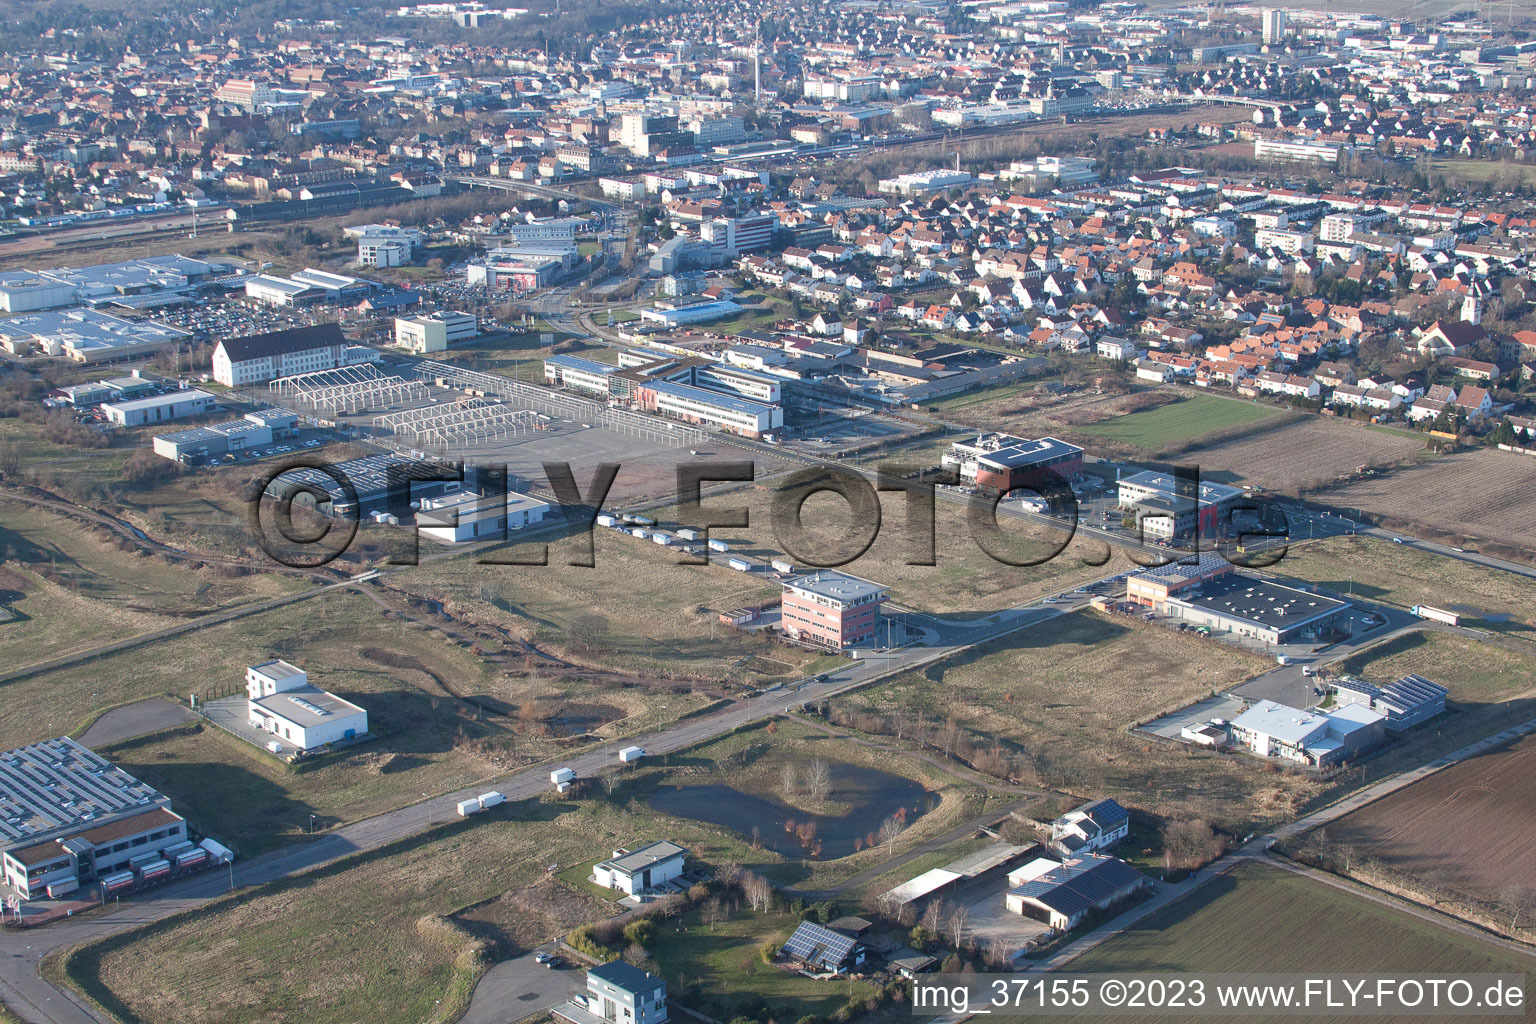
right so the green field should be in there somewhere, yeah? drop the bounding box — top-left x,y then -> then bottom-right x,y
1431,157 -> 1536,187
1081,394 -> 1280,451
1066,861 -> 1533,981
1338,630 -> 1536,706
646,909 -> 878,1021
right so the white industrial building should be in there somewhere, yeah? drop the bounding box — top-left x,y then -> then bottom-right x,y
347,224 -> 423,267
394,310 -> 478,353
244,274 -> 325,307
0,308 -> 190,363
591,840 -> 687,895
1331,675 -> 1447,732
415,489 -> 550,543
1004,855 -> 1148,931
152,408 -> 297,462
0,737 -> 190,901
1229,699 -> 1384,767
245,660 -> 368,753
640,379 -> 783,438
545,354 -> 619,395
212,323 -> 348,386
103,389 -> 216,426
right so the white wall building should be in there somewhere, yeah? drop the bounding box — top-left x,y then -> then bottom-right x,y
394,310 -> 478,352
212,323 -> 348,387
103,389 -> 215,426
245,659 -> 368,753
591,840 -> 687,895
415,489 -> 550,543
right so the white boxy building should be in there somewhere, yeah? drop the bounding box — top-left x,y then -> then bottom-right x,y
246,660 -> 368,752
591,840 -> 687,895
415,489 -> 550,543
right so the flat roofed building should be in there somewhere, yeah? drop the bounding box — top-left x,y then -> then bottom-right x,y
591,840 -> 687,895
1163,572 -> 1350,645
415,489 -> 550,543
0,737 -> 187,900
583,961 -> 668,1024
245,659 -> 368,752
1117,470 -> 1244,541
781,570 -> 889,649
269,452 -> 461,518
1125,552 -> 1234,609
1229,699 -> 1384,766
639,379 -> 783,438
545,354 -> 619,395
394,310 -> 478,353
103,389 -> 216,427
942,433 -> 1083,495
244,274 -> 326,307
0,308 -> 189,363
213,323 -> 347,386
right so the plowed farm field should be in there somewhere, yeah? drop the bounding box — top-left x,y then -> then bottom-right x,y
1179,418 -> 1425,492
1325,447 -> 1536,552
1325,733 -> 1536,908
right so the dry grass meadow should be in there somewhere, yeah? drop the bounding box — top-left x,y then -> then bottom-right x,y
842,610 -> 1313,831
1178,418 -> 1426,493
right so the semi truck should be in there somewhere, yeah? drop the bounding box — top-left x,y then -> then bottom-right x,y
457,797 -> 483,817
618,745 -> 645,763
551,767 -> 575,788
478,791 -> 505,809
1412,604 -> 1460,627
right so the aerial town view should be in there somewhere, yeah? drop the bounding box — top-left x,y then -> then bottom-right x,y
2,0 -> 1536,1020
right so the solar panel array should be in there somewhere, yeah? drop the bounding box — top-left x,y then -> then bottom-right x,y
782,921 -> 856,968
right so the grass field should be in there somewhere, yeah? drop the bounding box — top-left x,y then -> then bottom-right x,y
1081,394 -> 1281,453
1338,630 -> 1536,706
1178,418 -> 1423,493
1281,537 -> 1536,636
0,499 -> 311,667
0,587 -> 719,850
66,722 -> 975,1024
843,610 -> 1303,830
1432,157 -> 1536,187
1065,861 -> 1533,983
647,908 -> 878,1021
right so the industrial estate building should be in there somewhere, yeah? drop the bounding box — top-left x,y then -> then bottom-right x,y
0,254 -> 230,313
0,308 -> 190,363
245,660 -> 369,753
1229,699 -> 1385,766
393,310 -> 478,352
780,571 -> 889,649
269,451 -> 463,519
152,408 -> 298,462
414,489 -> 551,543
941,433 -> 1083,495
212,323 -> 349,386
1125,554 -> 1351,645
0,737 -> 192,901
1331,675 -> 1447,731
543,351 -> 787,438
591,840 -> 687,896
102,389 -> 216,426
1117,470 -> 1245,542
1004,854 -> 1148,931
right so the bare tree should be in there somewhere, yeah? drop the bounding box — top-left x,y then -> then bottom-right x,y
569,613 -> 610,652
921,897 -> 947,934
941,717 -> 961,760
703,896 -> 724,932
715,860 -> 743,889
947,904 -> 970,948
742,871 -> 775,913
778,762 -> 799,799
805,759 -> 832,803
879,813 -> 907,856
1162,819 -> 1222,871
1498,885 -> 1536,933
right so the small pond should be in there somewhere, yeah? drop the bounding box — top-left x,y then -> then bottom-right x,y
649,761 -> 936,859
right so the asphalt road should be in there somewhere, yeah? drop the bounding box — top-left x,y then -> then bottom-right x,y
0,589 -> 1071,1024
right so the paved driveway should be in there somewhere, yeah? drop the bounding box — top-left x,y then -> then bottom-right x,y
461,949 -> 585,1024
78,698 -> 196,749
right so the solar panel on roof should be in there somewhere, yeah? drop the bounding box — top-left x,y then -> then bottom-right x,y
783,921 -> 856,968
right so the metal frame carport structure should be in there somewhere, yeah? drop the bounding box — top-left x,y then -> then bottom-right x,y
372,400 -> 542,447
